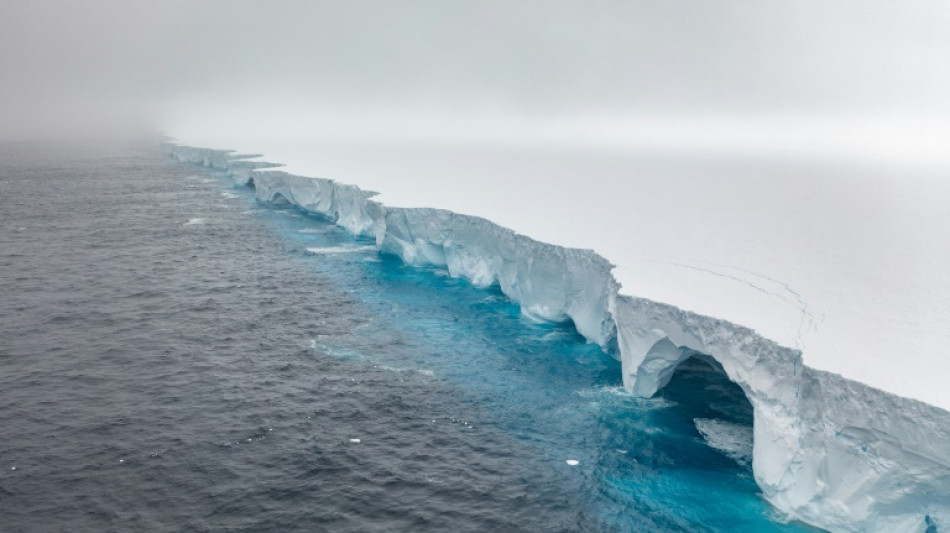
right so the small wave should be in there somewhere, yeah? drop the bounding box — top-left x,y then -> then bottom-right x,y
183,218 -> 206,226
540,329 -> 574,341
575,385 -> 629,398
297,228 -> 330,234
762,507 -> 796,525
374,365 -> 436,377
306,245 -> 377,255
220,192 -> 237,198
694,418 -> 753,466
575,386 -> 678,409
311,341 -> 366,360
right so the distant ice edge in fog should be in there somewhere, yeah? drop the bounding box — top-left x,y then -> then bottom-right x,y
163,142 -> 949,533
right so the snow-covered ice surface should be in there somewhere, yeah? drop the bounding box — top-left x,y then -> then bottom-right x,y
163,140 -> 950,533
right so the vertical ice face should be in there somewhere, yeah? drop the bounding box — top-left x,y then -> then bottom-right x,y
225,160 -> 283,186
165,143 -> 950,533
789,369 -> 950,532
251,171 -> 381,238
379,207 -> 618,347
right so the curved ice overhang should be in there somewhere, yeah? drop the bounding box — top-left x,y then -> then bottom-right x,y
162,141 -> 950,533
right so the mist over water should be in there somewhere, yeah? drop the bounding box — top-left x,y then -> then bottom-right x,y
2,1 -> 949,163
0,142 -> 825,531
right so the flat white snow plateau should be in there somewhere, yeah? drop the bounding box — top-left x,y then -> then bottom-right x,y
172,136 -> 950,411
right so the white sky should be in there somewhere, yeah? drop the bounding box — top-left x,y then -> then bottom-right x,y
2,0 -> 950,152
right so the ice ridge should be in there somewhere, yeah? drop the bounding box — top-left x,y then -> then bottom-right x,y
163,142 -> 950,533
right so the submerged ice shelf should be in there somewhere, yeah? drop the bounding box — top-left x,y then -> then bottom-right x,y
164,143 -> 949,533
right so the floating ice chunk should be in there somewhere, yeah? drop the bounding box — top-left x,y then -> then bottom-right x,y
349,438 -> 361,443
565,459 -> 579,466
306,245 -> 377,255
694,418 -> 754,467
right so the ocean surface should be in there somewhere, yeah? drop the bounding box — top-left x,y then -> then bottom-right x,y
0,142 -> 822,532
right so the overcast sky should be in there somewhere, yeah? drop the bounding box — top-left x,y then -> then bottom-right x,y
2,0 -> 948,157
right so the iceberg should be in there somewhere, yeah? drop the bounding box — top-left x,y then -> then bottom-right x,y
163,142 -> 950,533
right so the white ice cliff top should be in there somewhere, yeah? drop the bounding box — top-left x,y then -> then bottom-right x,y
167,136 -> 950,411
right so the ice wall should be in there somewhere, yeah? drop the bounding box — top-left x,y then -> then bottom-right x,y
163,142 -> 949,533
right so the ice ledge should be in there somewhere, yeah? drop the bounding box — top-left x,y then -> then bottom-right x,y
163,142 -> 950,533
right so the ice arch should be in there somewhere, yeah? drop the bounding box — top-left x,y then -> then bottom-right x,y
163,142 -> 950,533
612,294 -> 806,507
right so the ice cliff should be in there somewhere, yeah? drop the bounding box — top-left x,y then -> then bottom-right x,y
164,143 -> 950,533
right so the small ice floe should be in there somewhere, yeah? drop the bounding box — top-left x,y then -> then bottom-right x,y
349,438 -> 361,444
565,459 -> 580,466
119,459 -> 124,464
10,466 -> 16,471
375,365 -> 436,378
183,218 -> 206,226
305,245 -> 377,255
694,418 -> 754,467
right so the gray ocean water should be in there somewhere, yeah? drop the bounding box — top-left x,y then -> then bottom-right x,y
0,141 -> 821,532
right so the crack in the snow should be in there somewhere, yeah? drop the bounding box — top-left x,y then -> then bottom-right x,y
668,262 -> 814,350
